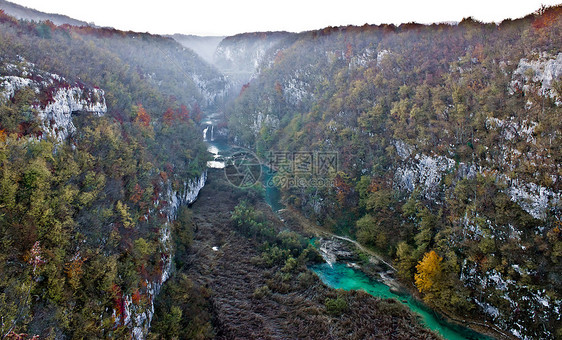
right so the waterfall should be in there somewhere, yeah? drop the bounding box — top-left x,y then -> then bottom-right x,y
318,240 -> 336,267
202,126 -> 209,141
320,249 -> 336,267
210,125 -> 214,141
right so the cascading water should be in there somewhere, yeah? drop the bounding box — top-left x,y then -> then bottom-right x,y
202,114 -> 229,169
207,144 -> 226,168
203,126 -> 209,141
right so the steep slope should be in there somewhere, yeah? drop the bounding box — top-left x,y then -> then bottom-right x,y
170,34 -> 225,64
213,31 -> 297,90
227,6 -> 562,339
0,11 -> 211,339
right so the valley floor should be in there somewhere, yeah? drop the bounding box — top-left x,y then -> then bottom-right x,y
183,169 -> 439,339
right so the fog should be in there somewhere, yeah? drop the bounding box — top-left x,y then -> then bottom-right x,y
170,34 -> 225,64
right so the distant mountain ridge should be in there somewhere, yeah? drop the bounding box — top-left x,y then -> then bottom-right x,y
0,0 -> 299,99
0,0 -> 90,26
171,31 -> 299,98
169,34 -> 224,64
212,31 -> 297,89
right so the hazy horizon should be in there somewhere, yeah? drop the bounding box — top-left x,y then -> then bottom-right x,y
5,0 -> 562,36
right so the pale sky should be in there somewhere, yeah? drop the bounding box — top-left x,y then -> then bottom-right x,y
8,0 -> 562,36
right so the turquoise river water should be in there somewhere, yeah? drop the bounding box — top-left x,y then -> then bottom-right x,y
202,115 -> 492,340
309,262 -> 491,340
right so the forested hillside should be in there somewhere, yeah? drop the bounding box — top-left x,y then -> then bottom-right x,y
0,10 -> 219,338
2,2 -> 562,339
0,0 -> 89,26
228,6 -> 562,339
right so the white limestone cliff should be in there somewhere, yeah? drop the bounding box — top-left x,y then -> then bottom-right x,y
0,62 -> 107,141
119,171 -> 207,339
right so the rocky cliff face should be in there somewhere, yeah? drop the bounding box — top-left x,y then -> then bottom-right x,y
393,136 -> 561,338
0,59 -> 107,141
511,52 -> 562,103
1,56 -> 208,340
213,32 -> 295,89
119,171 -> 207,340
190,71 -> 231,107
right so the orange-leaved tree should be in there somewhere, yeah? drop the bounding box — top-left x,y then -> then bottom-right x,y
134,104 -> 151,127
414,250 -> 443,298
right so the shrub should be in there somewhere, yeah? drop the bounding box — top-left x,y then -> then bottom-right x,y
325,295 -> 348,316
252,285 -> 271,299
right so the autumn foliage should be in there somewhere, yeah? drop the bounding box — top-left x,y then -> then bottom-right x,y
191,102 -> 202,123
162,107 -> 175,125
4,332 -> 39,340
178,105 -> 190,121
414,250 -> 443,295
162,104 -> 191,126
132,289 -> 142,305
134,104 -> 151,127
130,183 -> 145,204
334,172 -> 351,204
532,5 -> 562,30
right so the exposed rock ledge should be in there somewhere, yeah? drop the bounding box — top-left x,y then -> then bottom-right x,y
118,170 -> 207,340
0,64 -> 107,142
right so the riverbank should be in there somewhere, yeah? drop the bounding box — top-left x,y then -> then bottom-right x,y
278,206 -> 402,289
177,169 -> 440,339
195,125 -> 505,339
278,205 -> 514,340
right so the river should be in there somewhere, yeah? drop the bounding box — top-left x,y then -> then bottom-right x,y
309,262 -> 491,340
201,113 -> 492,340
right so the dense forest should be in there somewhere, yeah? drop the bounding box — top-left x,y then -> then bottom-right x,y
228,5 -> 562,339
0,9 -> 443,339
0,10 -> 219,338
2,2 -> 562,339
